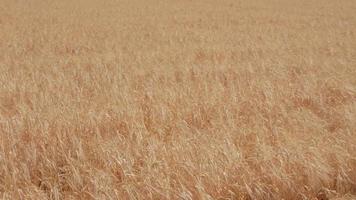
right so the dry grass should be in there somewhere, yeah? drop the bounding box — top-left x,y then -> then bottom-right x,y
1,0 -> 356,199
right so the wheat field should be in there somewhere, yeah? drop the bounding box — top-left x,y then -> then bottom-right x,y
1,0 -> 356,199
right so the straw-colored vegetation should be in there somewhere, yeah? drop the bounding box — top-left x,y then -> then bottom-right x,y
1,0 -> 356,199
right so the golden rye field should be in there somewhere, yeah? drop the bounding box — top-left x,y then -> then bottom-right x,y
1,0 -> 356,199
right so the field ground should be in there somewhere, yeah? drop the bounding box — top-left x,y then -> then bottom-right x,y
1,0 -> 356,199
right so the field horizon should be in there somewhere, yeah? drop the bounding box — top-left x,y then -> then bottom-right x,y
1,0 -> 356,199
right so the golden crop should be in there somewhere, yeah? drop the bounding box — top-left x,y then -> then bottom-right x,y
0,0 -> 356,199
